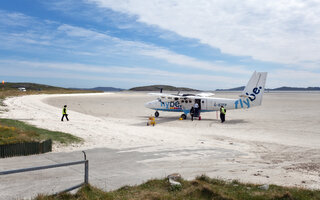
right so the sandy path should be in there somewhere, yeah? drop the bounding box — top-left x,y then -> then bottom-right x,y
1,92 -> 320,191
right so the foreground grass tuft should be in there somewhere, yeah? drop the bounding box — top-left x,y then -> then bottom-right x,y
35,175 -> 320,200
0,118 -> 82,145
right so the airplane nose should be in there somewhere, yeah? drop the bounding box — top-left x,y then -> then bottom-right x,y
145,100 -> 158,109
145,101 -> 152,108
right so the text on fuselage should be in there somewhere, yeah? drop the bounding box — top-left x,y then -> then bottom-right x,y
160,101 -> 182,110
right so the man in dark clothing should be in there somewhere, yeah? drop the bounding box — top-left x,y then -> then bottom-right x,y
194,102 -> 199,117
61,105 -> 69,121
190,107 -> 195,121
220,106 -> 226,123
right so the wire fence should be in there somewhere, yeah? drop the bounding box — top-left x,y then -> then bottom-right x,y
0,139 -> 52,158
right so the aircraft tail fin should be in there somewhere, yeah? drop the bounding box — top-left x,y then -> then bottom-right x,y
241,71 -> 268,106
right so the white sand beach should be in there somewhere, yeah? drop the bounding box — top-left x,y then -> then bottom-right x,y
1,92 -> 320,194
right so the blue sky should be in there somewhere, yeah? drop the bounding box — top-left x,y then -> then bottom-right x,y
0,0 -> 319,90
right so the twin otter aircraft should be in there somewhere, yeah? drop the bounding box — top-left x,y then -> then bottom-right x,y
145,71 -> 267,119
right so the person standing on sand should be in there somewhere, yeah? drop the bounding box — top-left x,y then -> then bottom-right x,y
61,105 -> 69,121
194,102 -> 199,117
220,105 -> 226,123
190,106 -> 195,121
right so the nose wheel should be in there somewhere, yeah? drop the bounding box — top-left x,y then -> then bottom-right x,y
155,111 -> 159,117
181,114 -> 187,120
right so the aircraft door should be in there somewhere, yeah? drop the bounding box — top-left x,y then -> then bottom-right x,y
195,99 -> 202,110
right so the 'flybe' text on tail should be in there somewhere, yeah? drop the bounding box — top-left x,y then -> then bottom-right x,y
234,71 -> 268,109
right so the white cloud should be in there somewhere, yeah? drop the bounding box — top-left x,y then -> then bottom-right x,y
88,0 -> 320,67
0,10 -> 36,27
269,69 -> 320,87
1,16 -> 251,75
140,48 -> 251,75
57,24 -> 111,40
0,59 -> 245,89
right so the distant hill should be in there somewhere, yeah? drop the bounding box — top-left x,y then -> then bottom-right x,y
70,87 -> 124,92
269,86 -> 320,91
216,86 -> 320,91
3,82 -> 67,91
2,82 -> 102,93
129,85 -> 200,91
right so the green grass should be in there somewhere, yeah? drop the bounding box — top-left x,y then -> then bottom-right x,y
0,118 -> 82,145
35,175 -> 320,200
0,86 -> 97,145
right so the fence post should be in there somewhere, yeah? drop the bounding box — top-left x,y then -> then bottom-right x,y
82,151 -> 88,184
85,160 -> 89,184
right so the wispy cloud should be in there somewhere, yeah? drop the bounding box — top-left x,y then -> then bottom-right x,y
0,59 -> 245,89
1,13 -> 251,76
88,0 -> 320,68
1,2 -> 319,89
269,69 -> 320,87
140,48 -> 251,75
0,10 -> 36,27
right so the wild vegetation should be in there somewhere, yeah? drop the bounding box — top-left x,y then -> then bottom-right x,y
0,118 -> 82,145
0,82 -> 100,100
0,82 -> 97,144
35,175 -> 320,200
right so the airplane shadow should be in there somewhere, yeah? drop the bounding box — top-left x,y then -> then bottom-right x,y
133,116 -> 181,126
219,119 -> 248,124
188,118 -> 248,124
132,116 -> 248,126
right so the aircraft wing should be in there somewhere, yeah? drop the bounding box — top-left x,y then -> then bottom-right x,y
148,93 -> 180,99
195,92 -> 215,97
148,92 -> 218,102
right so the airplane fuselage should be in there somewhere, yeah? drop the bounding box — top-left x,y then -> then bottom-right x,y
145,96 -> 251,115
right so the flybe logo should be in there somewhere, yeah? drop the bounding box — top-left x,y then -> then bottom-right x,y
160,101 -> 182,110
234,86 -> 262,109
246,86 -> 262,101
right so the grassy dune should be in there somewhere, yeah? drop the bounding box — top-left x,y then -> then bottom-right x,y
0,118 -> 82,145
0,83 -> 98,145
36,175 -> 320,200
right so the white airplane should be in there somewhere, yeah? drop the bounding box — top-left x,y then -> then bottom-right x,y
145,71 -> 267,119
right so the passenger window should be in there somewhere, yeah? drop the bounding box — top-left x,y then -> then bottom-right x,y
202,101 -> 204,103
189,100 -> 192,103
181,100 -> 184,103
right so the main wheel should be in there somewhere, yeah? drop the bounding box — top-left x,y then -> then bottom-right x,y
155,111 -> 159,117
181,114 -> 187,120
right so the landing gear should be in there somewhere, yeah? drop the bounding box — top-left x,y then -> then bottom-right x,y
155,111 -> 159,117
181,114 -> 187,120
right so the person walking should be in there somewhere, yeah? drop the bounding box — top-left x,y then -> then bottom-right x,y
220,105 -> 226,123
61,105 -> 69,121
